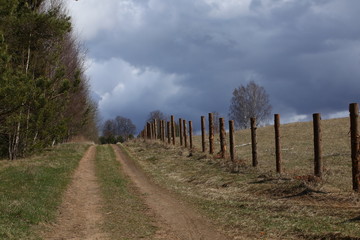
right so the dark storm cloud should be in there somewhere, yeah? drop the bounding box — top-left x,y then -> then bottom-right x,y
67,0 -> 360,131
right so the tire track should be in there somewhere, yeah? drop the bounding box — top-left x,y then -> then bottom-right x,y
43,145 -> 109,240
112,144 -> 230,240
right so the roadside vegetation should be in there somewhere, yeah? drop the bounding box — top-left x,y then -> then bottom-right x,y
0,143 -> 90,239
95,145 -> 156,239
124,117 -> 360,239
0,0 -> 98,160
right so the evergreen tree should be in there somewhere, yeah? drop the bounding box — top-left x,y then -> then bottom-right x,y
0,0 -> 98,159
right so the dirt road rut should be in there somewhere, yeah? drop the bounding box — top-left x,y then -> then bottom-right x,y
43,145 -> 108,240
112,145 -> 230,240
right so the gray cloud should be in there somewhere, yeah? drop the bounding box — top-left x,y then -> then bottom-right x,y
67,0 -> 360,132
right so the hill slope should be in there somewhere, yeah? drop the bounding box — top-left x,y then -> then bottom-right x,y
124,117 -> 360,239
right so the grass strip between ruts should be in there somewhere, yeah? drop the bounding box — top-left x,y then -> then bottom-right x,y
94,144 -> 156,239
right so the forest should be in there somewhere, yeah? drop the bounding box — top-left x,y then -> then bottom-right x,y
0,0 -> 98,159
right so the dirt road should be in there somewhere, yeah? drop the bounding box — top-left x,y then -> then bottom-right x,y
42,144 -> 229,239
112,145 -> 230,240
42,145 -> 109,240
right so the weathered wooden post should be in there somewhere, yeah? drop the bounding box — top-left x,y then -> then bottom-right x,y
150,122 -> 154,139
167,121 -> 171,144
189,121 -> 193,149
229,120 -> 235,163
144,125 -> 148,140
201,116 -> 206,152
350,103 -> 360,192
154,119 -> 158,140
219,117 -> 226,158
147,122 -> 152,140
159,120 -> 162,141
160,120 -> 165,142
183,119 -> 188,148
161,120 -> 165,142
162,121 -> 164,140
159,120 -> 162,140
250,118 -> 258,167
313,113 -> 322,178
179,118 -> 183,146
171,115 -> 175,145
274,114 -> 282,174
209,113 -> 214,154
150,122 -> 153,139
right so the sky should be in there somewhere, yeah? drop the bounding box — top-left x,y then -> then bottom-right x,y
66,0 -> 360,133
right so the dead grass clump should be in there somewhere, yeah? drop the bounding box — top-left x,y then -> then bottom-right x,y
298,232 -> 360,240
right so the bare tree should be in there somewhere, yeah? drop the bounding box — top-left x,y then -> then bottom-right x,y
229,81 -> 272,129
147,110 -> 167,122
115,116 -> 136,140
102,119 -> 116,138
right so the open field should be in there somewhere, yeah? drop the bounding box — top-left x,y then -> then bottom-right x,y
124,117 -> 360,239
190,117 -> 353,192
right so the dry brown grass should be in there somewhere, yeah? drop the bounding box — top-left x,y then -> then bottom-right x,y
124,117 -> 360,240
191,117 -> 353,192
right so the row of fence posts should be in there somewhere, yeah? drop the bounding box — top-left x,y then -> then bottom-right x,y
140,103 -> 360,192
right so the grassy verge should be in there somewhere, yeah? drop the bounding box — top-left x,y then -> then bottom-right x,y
94,144 -> 156,239
0,143 -> 90,240
124,121 -> 360,240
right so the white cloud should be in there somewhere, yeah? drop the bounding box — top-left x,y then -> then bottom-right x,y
202,0 -> 252,18
86,58 -> 186,120
66,0 -> 144,40
325,110 -> 348,119
284,114 -> 309,123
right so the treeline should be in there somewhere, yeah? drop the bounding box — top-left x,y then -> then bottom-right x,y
100,116 -> 136,144
0,0 -> 98,159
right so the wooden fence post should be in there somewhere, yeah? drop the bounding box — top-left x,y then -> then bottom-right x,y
147,122 -> 152,140
167,121 -> 171,144
274,114 -> 282,174
144,125 -> 148,140
153,119 -> 157,139
171,115 -> 175,145
250,118 -> 258,167
201,116 -> 206,152
159,120 -> 162,141
161,120 -> 165,142
162,120 -> 165,142
179,118 -> 183,146
229,120 -> 235,163
183,119 -> 188,148
161,120 -> 163,141
350,103 -> 360,192
219,117 -> 226,158
209,113 -> 214,154
163,120 -> 166,142
313,113 -> 322,178
151,122 -> 154,139
189,121 -> 193,149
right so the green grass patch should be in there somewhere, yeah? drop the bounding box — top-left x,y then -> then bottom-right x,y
94,145 -> 156,239
0,143 -> 90,240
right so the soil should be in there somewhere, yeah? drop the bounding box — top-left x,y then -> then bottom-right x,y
42,144 -> 230,240
42,145 -> 109,240
112,145 -> 230,240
